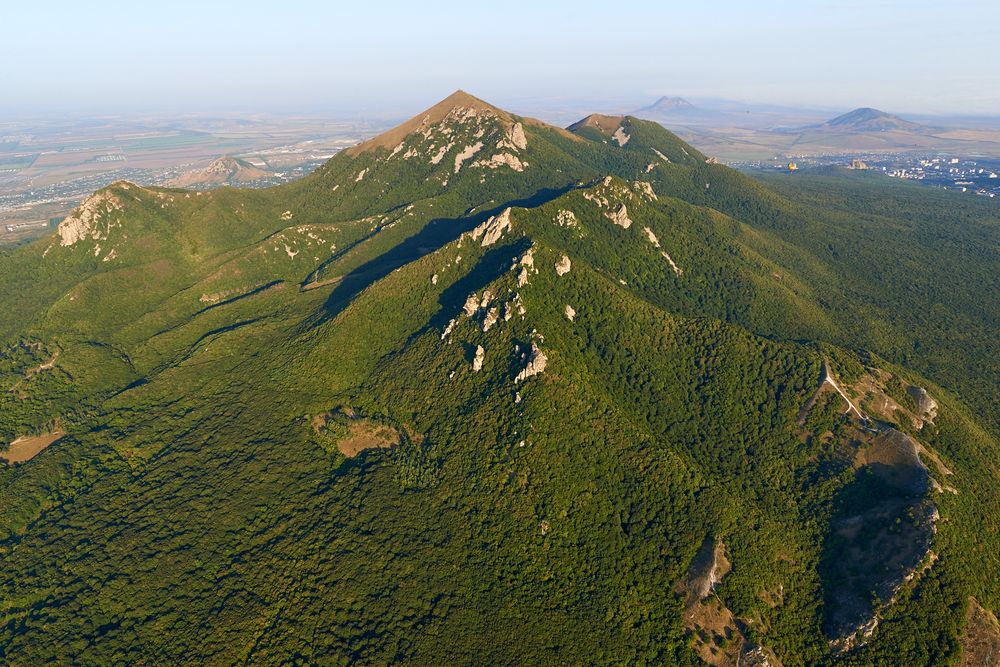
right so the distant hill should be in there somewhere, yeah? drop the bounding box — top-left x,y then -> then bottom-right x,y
167,156 -> 272,188
632,96 -> 726,126
637,96 -> 699,114
820,107 -> 924,132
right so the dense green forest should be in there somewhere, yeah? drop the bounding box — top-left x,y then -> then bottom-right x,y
0,92 -> 997,665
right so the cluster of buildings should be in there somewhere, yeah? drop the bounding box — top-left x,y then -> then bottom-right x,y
738,154 -> 1000,199
882,157 -> 999,198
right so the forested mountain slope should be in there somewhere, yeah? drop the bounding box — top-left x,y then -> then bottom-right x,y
0,91 -> 997,666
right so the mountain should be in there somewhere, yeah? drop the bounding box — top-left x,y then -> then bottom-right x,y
167,156 -> 273,188
820,107 -> 924,132
632,96 -> 728,126
1,91 -> 998,665
639,96 -> 699,114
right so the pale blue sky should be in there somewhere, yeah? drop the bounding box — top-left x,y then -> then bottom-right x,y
3,0 -> 998,115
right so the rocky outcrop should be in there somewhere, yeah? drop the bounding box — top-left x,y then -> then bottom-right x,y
516,247 -> 534,287
683,535 -> 731,602
565,304 -> 576,321
441,318 -> 457,341
612,125 -> 630,146
555,255 -> 571,276
907,386 -> 938,424
482,307 -> 499,332
463,293 -> 480,317
661,251 -> 683,276
652,148 -> 671,163
473,152 -> 525,172
498,122 -> 528,151
643,226 -> 660,248
472,345 -> 485,372
634,181 -> 657,200
515,342 -> 547,383
57,190 -> 124,247
453,142 -> 484,173
605,204 -> 632,229
554,209 -> 578,227
470,208 -> 513,246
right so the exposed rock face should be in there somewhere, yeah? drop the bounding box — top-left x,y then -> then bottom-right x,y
554,209 -> 578,227
855,428 -> 929,496
605,204 -> 632,229
482,307 -> 499,332
441,318 -> 457,341
453,142 -> 484,173
634,181 -> 657,200
515,342 -> 547,382
684,535 -> 732,601
564,304 -> 575,321
676,534 -> 766,666
472,345 -> 485,372
555,255 -> 571,276
643,226 -> 660,248
661,251 -> 683,275
519,247 -> 535,269
824,427 -> 938,645
907,386 -> 939,424
473,152 -> 525,172
498,122 -> 528,151
57,190 -> 124,247
612,125 -> 631,146
430,143 -> 452,165
652,148 -> 671,163
463,293 -> 480,317
516,247 -> 535,287
470,208 -> 513,246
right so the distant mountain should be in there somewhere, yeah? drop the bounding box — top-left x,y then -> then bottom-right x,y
167,156 -> 272,188
632,96 -> 726,126
820,107 -> 924,132
638,96 -> 699,114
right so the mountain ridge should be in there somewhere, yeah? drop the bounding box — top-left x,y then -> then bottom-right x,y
0,90 -> 997,666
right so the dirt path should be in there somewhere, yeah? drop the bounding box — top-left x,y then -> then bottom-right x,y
822,360 -> 866,420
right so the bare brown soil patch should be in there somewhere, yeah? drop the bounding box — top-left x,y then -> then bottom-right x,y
685,597 -> 743,666
675,536 -> 780,666
336,420 -> 400,457
567,113 -> 626,135
960,598 -> 1000,667
2,427 -> 65,464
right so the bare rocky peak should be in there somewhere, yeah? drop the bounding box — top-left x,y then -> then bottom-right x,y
347,90 -> 516,156
567,113 -> 626,134
57,187 -> 126,247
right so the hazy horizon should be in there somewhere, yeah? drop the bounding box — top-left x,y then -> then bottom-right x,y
5,0 -> 999,118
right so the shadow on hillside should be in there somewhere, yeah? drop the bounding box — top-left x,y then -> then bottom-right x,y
818,457 -> 934,639
317,184 -> 577,322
